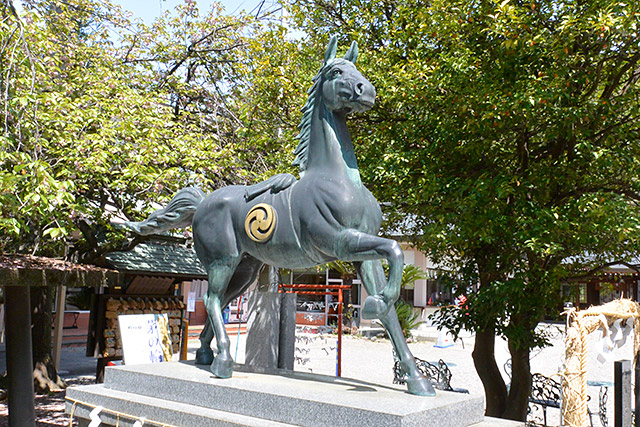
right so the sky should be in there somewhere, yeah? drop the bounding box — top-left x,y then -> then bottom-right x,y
14,0 -> 294,38
111,0 -> 269,22
13,0 -> 271,20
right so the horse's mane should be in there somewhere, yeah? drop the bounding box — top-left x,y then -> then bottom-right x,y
292,65 -> 327,173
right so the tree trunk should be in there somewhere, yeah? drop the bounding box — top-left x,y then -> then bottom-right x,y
472,328 -> 508,417
503,340 -> 531,421
30,286 -> 65,393
472,262 -> 508,417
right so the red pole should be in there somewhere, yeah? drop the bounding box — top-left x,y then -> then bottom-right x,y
281,284 -> 350,377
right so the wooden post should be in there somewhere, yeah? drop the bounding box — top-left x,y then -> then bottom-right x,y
615,359 -> 632,427
180,319 -> 189,361
52,285 -> 66,370
5,285 -> 36,427
0,304 -> 4,343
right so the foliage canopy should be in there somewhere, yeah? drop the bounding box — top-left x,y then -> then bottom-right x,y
0,0 -> 304,261
288,0 -> 640,419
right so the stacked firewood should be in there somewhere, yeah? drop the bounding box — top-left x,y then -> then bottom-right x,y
102,296 -> 185,358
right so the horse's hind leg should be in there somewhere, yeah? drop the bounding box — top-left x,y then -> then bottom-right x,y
196,256 -> 264,369
195,321 -> 215,365
355,260 -> 435,396
202,260 -> 239,378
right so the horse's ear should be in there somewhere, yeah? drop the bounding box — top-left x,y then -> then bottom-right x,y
324,36 -> 338,64
344,41 -> 358,63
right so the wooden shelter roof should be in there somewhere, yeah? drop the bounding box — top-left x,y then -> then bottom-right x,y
104,240 -> 206,279
0,254 -> 119,287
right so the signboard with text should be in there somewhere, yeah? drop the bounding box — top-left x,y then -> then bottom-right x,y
118,313 -> 168,365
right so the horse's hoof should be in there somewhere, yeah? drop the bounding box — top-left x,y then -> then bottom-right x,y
406,376 -> 436,396
195,348 -> 214,365
210,355 -> 234,378
362,295 -> 388,319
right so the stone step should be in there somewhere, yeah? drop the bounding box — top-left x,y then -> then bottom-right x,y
66,384 -> 296,427
472,418 -> 524,426
90,361 -> 485,427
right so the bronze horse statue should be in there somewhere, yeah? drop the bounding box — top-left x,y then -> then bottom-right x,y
126,37 -> 435,396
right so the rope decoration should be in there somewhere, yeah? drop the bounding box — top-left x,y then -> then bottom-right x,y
156,314 -> 173,363
561,298 -> 640,427
66,397 -> 179,427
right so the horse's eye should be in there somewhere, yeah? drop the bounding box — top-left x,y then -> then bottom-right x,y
332,69 -> 342,77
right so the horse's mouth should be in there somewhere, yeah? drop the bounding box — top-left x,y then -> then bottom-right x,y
359,100 -> 374,109
342,104 -> 370,114
350,99 -> 374,113
337,95 -> 375,114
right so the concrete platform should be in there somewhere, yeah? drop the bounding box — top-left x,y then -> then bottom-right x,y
66,361 -> 519,426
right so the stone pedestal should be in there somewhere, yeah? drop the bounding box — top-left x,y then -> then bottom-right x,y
245,292 -> 280,368
66,361 -> 519,427
278,293 -> 297,370
245,291 -> 296,370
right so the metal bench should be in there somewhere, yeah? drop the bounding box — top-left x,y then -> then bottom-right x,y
503,360 -> 564,426
393,357 -> 469,393
586,380 -> 610,427
528,373 -> 562,426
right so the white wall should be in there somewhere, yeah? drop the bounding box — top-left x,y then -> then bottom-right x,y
402,245 -> 428,307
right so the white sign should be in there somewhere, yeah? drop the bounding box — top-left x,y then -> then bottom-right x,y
118,314 -> 168,365
187,292 -> 196,312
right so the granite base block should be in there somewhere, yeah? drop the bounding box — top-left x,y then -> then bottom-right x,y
66,361 -> 489,427
473,417 -> 524,426
66,385 -> 295,427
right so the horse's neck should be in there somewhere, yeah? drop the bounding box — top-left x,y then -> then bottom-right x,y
306,102 -> 362,187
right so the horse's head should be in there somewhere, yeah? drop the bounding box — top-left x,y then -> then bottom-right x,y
321,37 -> 376,114
292,37 -> 377,172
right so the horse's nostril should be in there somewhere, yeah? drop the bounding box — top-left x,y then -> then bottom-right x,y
356,82 -> 364,95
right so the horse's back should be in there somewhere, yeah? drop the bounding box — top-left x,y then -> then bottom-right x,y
192,186 -> 247,266
191,174 -> 384,270
192,184 -> 320,268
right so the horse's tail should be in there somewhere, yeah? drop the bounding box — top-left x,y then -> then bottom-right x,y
124,187 -> 206,235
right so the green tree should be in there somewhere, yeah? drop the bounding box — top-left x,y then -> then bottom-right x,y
288,0 -> 640,420
400,263 -> 427,290
0,0 -> 297,390
393,299 -> 424,339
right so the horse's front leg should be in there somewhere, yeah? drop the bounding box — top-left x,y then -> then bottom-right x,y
336,229 -> 403,318
355,260 -> 435,396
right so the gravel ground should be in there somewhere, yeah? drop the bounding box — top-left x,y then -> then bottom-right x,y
0,376 -> 93,427
0,322 -> 635,426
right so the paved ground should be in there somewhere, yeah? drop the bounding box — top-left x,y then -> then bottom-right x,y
0,316 -> 634,426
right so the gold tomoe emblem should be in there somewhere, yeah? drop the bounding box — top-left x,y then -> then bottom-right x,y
244,203 -> 277,243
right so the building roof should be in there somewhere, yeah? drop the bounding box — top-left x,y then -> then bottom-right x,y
0,254 -> 119,287
105,241 -> 206,279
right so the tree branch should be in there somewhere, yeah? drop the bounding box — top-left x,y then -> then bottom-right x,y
601,51 -> 640,101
